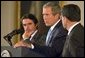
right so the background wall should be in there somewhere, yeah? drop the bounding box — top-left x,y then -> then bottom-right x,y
1,1 -> 19,46
1,1 -> 84,46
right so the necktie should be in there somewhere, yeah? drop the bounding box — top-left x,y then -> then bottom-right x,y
46,29 -> 52,46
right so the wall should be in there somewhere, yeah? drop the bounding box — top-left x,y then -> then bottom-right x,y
1,1 -> 18,46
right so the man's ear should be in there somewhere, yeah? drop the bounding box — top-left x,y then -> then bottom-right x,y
35,24 -> 38,29
55,13 -> 60,19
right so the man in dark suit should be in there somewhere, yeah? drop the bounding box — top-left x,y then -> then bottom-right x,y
28,2 -> 67,57
13,14 -> 45,48
61,4 -> 84,57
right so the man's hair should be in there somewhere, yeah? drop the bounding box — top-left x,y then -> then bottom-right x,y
21,14 -> 38,24
43,2 -> 61,15
62,4 -> 81,22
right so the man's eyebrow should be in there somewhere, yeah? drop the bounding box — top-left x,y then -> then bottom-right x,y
42,14 -> 49,15
23,23 -> 32,25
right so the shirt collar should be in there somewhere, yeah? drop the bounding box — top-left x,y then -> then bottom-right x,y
68,22 -> 80,35
31,30 -> 38,37
30,30 -> 38,41
23,30 -> 38,40
50,19 -> 61,31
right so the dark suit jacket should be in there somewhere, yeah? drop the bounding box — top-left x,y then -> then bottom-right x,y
16,29 -> 47,57
31,21 -> 68,57
24,30 -> 46,46
62,23 -> 84,57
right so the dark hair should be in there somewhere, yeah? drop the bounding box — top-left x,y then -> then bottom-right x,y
21,14 -> 38,24
43,2 -> 61,15
62,4 -> 81,22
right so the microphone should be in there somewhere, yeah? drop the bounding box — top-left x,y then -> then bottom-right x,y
3,29 -> 24,46
3,29 -> 24,40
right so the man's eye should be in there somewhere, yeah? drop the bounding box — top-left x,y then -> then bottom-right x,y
23,23 -> 32,26
23,24 -> 26,26
45,14 -> 49,16
43,14 -> 49,16
28,23 -> 32,25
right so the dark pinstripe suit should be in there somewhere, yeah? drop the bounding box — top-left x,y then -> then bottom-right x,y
32,21 -> 68,57
62,23 -> 84,57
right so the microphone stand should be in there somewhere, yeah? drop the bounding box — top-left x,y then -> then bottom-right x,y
3,36 -> 12,46
3,29 -> 24,46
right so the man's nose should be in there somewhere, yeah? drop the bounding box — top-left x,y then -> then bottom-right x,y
25,26 -> 29,29
43,17 -> 47,20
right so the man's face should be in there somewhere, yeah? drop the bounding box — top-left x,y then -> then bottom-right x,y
42,7 -> 59,26
22,19 -> 37,33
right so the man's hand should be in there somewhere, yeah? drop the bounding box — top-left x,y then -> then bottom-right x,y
22,31 -> 34,40
13,40 -> 32,48
22,31 -> 30,39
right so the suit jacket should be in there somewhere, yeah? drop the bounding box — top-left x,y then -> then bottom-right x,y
17,30 -> 47,57
62,23 -> 84,57
24,30 -> 46,46
31,21 -> 68,57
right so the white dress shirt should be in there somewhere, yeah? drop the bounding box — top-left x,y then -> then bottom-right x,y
68,22 -> 80,35
46,19 -> 61,45
29,30 -> 38,41
23,30 -> 38,41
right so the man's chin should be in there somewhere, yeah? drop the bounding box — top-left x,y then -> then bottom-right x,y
63,26 -> 67,30
45,24 -> 49,26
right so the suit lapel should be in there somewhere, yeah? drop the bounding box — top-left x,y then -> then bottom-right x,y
62,35 -> 70,57
48,21 -> 62,46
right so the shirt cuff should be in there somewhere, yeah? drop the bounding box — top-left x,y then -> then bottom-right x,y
31,44 -> 34,49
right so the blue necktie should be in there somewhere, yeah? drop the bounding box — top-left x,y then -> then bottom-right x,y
46,29 -> 52,46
